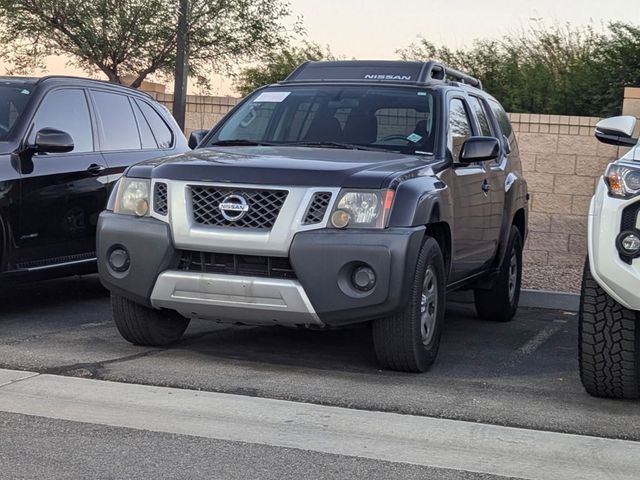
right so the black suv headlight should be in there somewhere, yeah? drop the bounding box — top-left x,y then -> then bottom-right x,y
110,177 -> 151,217
605,163 -> 640,199
329,189 -> 394,229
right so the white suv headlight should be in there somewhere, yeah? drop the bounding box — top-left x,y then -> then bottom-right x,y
330,189 -> 394,229
605,163 -> 640,199
113,178 -> 151,216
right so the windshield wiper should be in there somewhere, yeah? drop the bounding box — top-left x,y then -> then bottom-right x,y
282,141 -> 387,152
209,139 -> 275,147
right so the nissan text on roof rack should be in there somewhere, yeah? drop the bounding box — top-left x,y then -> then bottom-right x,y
97,60 -> 528,372
580,115 -> 640,399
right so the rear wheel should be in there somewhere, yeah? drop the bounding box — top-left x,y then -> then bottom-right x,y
579,261 -> 640,399
372,236 -> 446,372
474,226 -> 522,322
111,293 -> 190,346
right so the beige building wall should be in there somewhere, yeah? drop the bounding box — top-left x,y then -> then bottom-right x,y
146,87 -> 640,292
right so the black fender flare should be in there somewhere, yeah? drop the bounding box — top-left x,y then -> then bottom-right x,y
494,172 -> 528,269
387,176 -> 454,228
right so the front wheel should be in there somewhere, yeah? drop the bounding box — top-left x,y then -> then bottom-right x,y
111,293 -> 190,346
372,236 -> 446,372
474,226 -> 523,322
579,261 -> 640,399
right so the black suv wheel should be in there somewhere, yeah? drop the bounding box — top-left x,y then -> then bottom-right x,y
474,226 -> 523,322
372,236 -> 446,372
579,261 -> 640,399
111,294 -> 191,346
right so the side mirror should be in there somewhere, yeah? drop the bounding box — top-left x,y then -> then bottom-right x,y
459,137 -> 500,164
30,128 -> 74,153
188,129 -> 209,149
595,116 -> 638,147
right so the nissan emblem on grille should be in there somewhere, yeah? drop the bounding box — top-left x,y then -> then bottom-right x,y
218,194 -> 249,221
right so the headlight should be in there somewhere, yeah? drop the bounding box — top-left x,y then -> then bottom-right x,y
113,178 -> 151,216
605,163 -> 640,199
330,189 -> 394,229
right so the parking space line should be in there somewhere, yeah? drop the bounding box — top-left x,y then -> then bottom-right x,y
0,369 -> 638,480
517,322 -> 566,356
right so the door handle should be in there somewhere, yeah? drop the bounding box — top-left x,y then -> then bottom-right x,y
87,164 -> 106,175
481,180 -> 491,194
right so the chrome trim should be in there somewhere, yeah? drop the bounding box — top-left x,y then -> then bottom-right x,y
150,271 -> 323,326
162,180 -> 340,256
25,258 -> 96,272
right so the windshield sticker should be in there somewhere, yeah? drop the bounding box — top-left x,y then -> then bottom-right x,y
417,91 -> 428,96
254,91 -> 290,103
21,89 -> 30,95
407,133 -> 423,143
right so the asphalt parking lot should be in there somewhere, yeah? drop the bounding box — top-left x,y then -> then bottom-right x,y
1,274 -> 639,445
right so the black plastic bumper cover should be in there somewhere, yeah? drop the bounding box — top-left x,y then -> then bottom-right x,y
289,227 -> 425,325
97,212 -> 177,307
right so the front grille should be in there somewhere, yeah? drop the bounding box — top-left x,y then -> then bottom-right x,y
190,186 -> 287,229
154,182 -> 168,215
620,201 -> 640,231
302,192 -> 332,225
178,251 -> 296,279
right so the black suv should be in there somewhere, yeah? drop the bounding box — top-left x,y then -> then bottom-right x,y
0,76 -> 187,284
98,61 -> 528,371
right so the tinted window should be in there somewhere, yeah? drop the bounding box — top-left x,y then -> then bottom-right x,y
0,85 -> 33,141
468,96 -> 493,137
212,86 -> 436,155
488,99 -> 513,138
92,91 -> 140,151
132,101 -> 158,149
29,89 -> 93,153
136,100 -> 173,148
448,98 -> 472,162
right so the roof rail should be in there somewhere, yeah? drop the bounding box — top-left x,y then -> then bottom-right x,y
421,61 -> 482,89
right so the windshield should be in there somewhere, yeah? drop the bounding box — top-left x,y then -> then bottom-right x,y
0,84 -> 33,141
208,85 -> 437,155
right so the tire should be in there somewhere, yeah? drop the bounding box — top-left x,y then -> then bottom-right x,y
111,293 -> 190,346
474,226 -> 523,322
372,236 -> 446,372
579,260 -> 640,399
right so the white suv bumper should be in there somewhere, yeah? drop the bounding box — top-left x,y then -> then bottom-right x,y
588,178 -> 640,310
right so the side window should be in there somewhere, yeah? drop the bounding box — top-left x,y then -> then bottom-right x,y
136,100 -> 174,148
488,99 -> 513,138
468,96 -> 494,137
131,101 -> 158,149
448,98 -> 473,163
29,89 -> 93,153
92,91 -> 141,151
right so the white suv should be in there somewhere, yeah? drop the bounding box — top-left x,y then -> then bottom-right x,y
581,115 -> 640,399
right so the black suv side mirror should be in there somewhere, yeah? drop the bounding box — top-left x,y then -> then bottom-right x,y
30,128 -> 74,153
188,129 -> 209,149
459,137 -> 500,164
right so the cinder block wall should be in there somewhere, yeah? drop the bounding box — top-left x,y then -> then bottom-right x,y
148,87 -> 640,292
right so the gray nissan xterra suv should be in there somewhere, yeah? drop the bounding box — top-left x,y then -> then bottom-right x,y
98,61 -> 528,372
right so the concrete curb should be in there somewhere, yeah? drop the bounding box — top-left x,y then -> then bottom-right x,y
520,289 -> 580,312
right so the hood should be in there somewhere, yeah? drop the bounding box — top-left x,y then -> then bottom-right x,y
126,146 -> 436,189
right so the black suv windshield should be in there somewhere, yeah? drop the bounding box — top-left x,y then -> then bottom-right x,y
208,85 -> 436,155
0,84 -> 33,141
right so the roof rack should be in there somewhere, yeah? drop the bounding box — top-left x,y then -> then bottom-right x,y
420,61 -> 482,89
283,60 -> 483,90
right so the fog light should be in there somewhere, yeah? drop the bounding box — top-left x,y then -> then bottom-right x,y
331,209 -> 351,229
108,247 -> 130,273
617,231 -> 640,256
352,265 -> 376,291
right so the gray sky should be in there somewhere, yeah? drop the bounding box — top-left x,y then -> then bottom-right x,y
290,0 -> 640,58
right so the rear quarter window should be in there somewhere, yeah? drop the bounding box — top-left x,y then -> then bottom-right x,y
488,99 -> 513,138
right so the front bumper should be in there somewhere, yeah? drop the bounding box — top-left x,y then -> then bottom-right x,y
588,178 -> 640,310
97,212 -> 424,326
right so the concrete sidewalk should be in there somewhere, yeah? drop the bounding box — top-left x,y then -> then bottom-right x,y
1,368 -> 638,480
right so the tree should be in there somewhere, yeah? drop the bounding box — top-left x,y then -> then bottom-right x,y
397,22 -> 640,117
0,0 -> 300,89
234,41 -> 334,96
